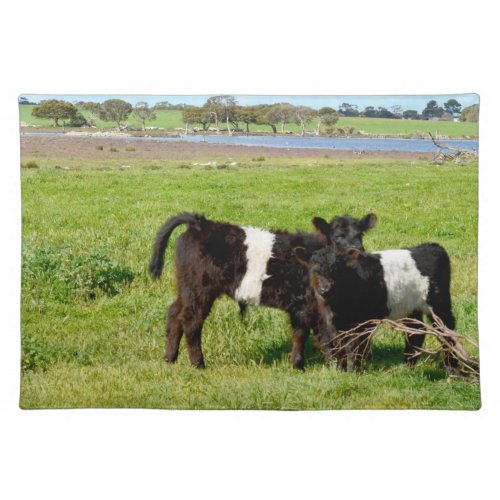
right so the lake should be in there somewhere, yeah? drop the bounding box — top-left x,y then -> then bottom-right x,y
21,132 -> 478,153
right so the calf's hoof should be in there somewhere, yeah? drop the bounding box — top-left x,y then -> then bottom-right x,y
446,365 -> 462,377
322,353 -> 335,368
292,359 -> 305,371
404,353 -> 420,366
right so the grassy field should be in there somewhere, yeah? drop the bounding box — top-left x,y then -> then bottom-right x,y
19,105 -> 479,138
335,116 -> 477,137
20,152 -> 479,409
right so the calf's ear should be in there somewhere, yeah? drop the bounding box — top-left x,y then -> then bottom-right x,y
312,217 -> 330,237
360,213 -> 377,231
293,246 -> 311,268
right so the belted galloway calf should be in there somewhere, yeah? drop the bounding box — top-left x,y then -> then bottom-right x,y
294,242 -> 459,372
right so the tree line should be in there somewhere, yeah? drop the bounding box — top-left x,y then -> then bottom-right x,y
22,96 -> 478,132
337,99 -> 465,120
181,96 -> 340,135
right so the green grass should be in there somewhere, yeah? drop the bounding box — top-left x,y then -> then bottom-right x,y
19,105 -> 478,138
335,116 -> 477,137
20,155 -> 479,409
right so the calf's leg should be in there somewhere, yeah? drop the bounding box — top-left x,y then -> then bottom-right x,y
164,298 -> 184,363
403,311 -> 426,365
312,326 -> 335,367
290,315 -> 310,370
310,301 -> 336,367
180,294 -> 215,369
333,321 -> 355,372
429,290 -> 459,371
184,323 -> 205,368
431,305 -> 459,371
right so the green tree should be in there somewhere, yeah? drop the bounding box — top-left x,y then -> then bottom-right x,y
460,104 -> 479,122
66,111 -> 88,127
338,102 -> 359,117
321,113 -> 340,126
267,103 -> 295,133
377,107 -> 394,119
294,106 -> 315,135
19,96 -> 35,105
80,102 -> 101,112
315,107 -> 339,135
204,95 -> 238,135
255,105 -> 279,133
153,101 -> 172,110
422,100 -> 444,119
403,110 -> 419,119
133,102 -> 157,131
235,106 -> 259,133
99,99 -> 133,129
181,106 -> 199,133
391,105 -> 403,118
363,106 -> 377,118
31,99 -> 78,127
444,99 -> 462,115
182,106 -> 214,132
318,106 -> 336,115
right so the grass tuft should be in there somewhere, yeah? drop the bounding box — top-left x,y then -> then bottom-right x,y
21,160 -> 39,169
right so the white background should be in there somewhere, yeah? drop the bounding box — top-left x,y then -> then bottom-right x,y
1,1 -> 498,498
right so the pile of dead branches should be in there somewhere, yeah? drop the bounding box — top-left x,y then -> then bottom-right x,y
429,132 -> 478,164
331,309 -> 479,379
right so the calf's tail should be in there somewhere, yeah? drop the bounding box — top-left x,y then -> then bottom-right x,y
149,212 -> 205,280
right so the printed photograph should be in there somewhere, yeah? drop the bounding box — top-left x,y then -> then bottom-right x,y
19,94 -> 480,409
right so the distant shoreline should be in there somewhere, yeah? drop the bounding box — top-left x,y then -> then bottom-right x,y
20,134 -> 443,161
19,127 -> 478,141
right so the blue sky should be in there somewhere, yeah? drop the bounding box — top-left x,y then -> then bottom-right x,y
20,93 -> 479,112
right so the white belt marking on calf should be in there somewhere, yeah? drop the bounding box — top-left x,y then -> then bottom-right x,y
377,249 -> 430,319
234,226 -> 275,305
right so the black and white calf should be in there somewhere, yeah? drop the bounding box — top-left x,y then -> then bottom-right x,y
294,243 -> 458,371
312,213 -> 377,251
148,212 -> 376,369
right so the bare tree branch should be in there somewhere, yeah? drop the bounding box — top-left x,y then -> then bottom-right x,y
328,309 -> 479,379
429,132 -> 478,164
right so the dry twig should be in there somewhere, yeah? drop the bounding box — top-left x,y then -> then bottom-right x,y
329,309 -> 479,379
429,132 -> 477,164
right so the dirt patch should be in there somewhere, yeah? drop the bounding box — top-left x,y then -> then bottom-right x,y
20,135 -> 435,161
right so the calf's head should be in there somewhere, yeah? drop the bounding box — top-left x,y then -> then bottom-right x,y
312,213 -> 377,251
293,246 -> 361,298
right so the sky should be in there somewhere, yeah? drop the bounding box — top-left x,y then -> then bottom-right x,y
20,93 -> 479,113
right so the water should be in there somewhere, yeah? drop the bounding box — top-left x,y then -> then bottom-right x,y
21,132 -> 478,153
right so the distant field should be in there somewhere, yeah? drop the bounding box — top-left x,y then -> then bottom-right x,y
20,146 -> 479,409
19,105 -> 478,138
335,116 -> 477,137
